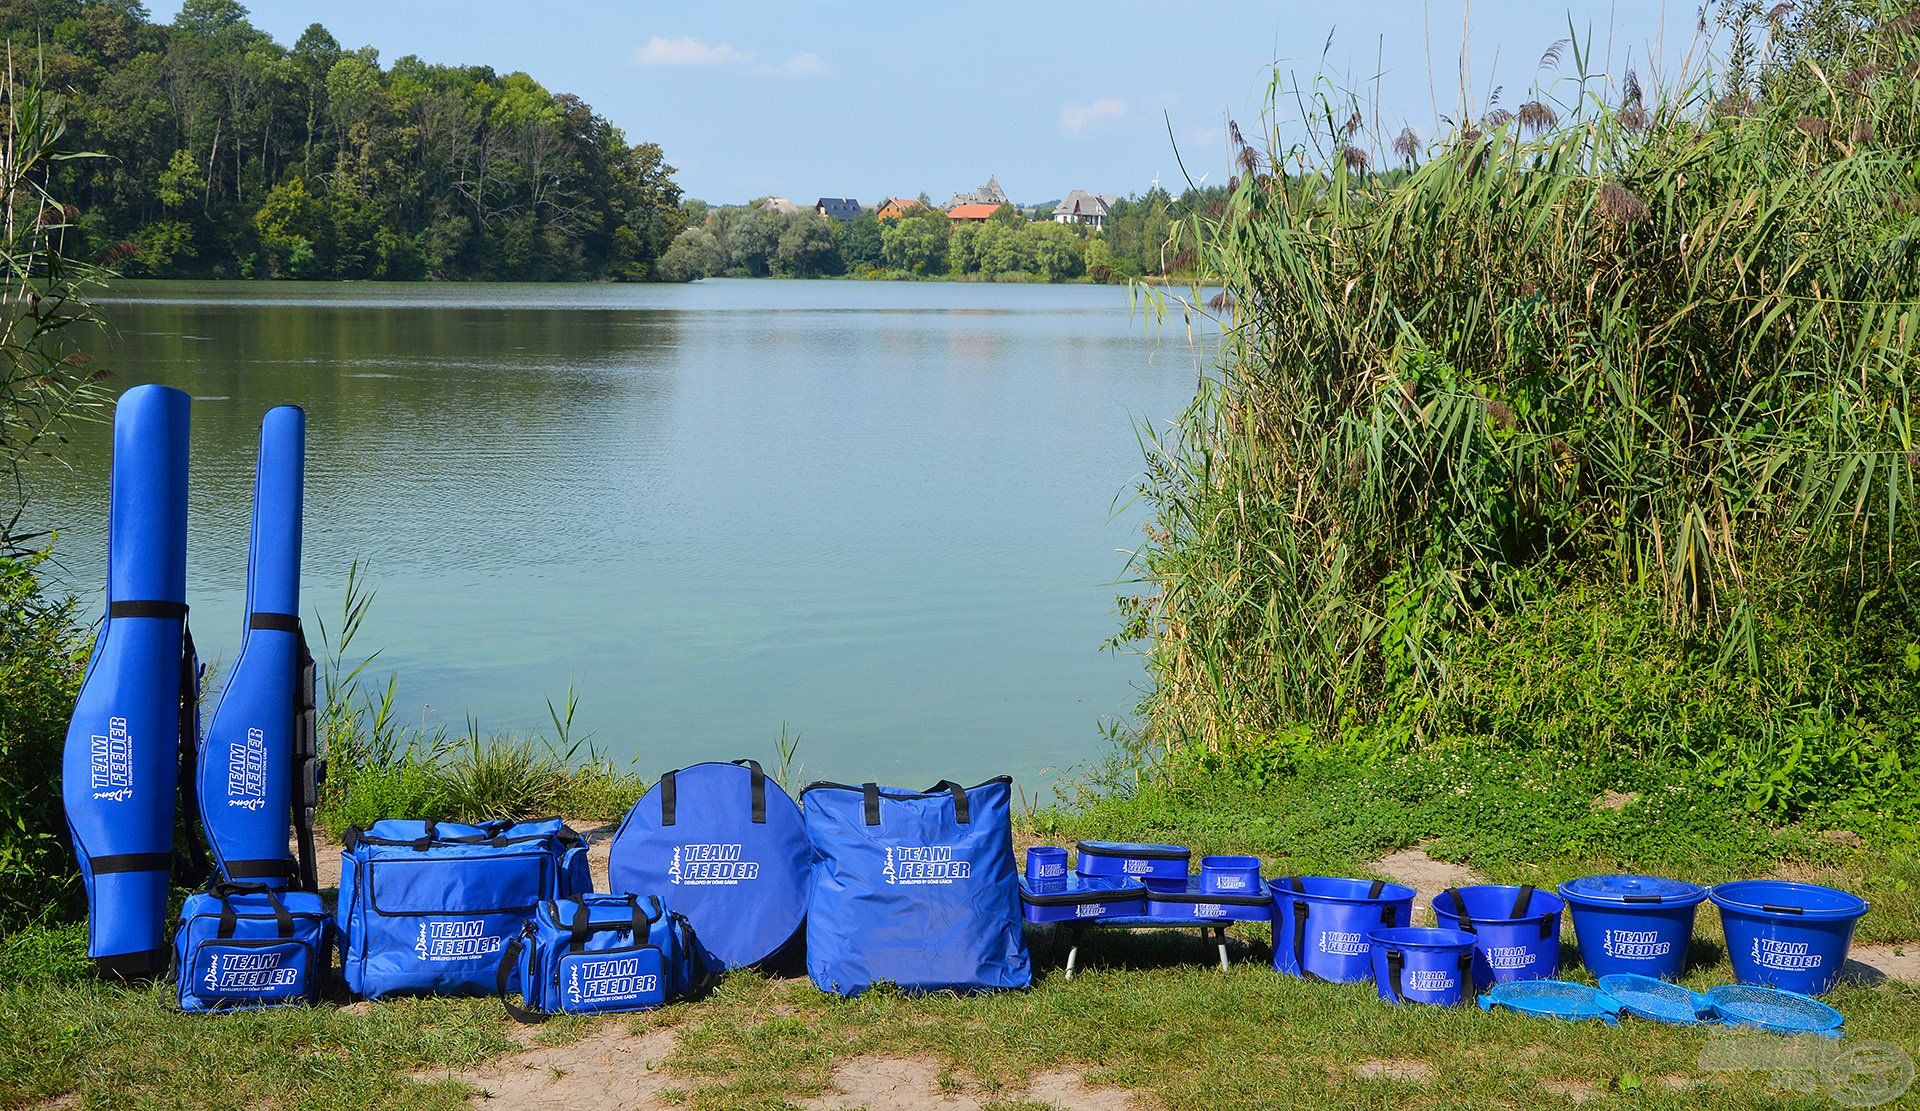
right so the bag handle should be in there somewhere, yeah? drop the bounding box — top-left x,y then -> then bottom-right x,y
1384,947 -> 1406,1002
214,882 -> 292,940
497,934 -> 547,1025
568,894 -> 663,953
862,783 -> 881,826
1443,887 -> 1473,933
1508,884 -> 1536,920
732,759 -> 768,824
928,780 -> 971,825
660,769 -> 678,826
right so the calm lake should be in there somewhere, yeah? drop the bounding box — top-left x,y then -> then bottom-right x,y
28,279 -> 1212,789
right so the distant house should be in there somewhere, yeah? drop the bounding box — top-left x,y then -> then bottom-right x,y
815,197 -> 861,221
946,202 -> 1004,223
759,197 -> 803,215
1052,189 -> 1120,228
943,175 -> 1009,210
875,197 -> 921,221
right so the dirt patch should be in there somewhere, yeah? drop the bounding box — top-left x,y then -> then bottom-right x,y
1848,943 -> 1920,986
1353,1058 -> 1436,1083
800,1056 -> 1136,1110
1026,1069 -> 1136,1110
1541,1078 -> 1602,1103
425,1025 -> 677,1109
1591,790 -> 1639,812
1369,846 -> 1481,922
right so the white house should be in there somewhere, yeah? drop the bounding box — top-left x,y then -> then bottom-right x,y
1052,189 -> 1120,228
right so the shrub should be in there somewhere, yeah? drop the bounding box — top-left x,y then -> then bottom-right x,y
0,553 -> 88,931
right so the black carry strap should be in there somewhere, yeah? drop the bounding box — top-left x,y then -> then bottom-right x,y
660,770 -> 678,825
497,935 -> 546,1024
732,759 -> 768,823
89,851 -> 174,874
1444,887 -> 1473,933
674,913 -> 722,999
928,780 -> 971,824
291,620 -> 322,891
1508,884 -> 1536,919
214,881 -> 293,940
1286,877 -> 1317,980
174,619 -> 211,888
1384,947 -> 1406,1002
224,858 -> 298,881
862,783 -> 881,826
569,894 -> 662,954
108,599 -> 188,620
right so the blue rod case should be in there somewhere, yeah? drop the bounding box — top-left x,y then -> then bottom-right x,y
61,384 -> 200,979
1019,873 -> 1147,923
197,406 -> 320,890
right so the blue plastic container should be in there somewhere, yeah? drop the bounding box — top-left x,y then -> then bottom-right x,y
1145,879 -> 1273,923
1026,847 -> 1069,892
1432,884 -> 1564,988
1269,876 -> 1416,982
1200,855 -> 1263,895
1369,927 -> 1477,1006
1076,841 -> 1190,893
1019,873 -> 1147,924
1710,880 -> 1867,995
1559,874 -> 1705,981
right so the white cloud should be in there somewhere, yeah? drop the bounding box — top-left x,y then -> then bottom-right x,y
758,51 -> 828,78
633,36 -> 755,67
1059,97 -> 1129,134
1182,124 -> 1224,147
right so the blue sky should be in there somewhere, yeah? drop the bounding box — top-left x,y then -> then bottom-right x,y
149,1 -> 1708,204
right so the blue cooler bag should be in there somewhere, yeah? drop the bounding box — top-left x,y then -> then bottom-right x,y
337,818 -> 592,999
803,777 -> 1030,997
608,759 -> 810,969
497,893 -> 716,1022
174,882 -> 328,1012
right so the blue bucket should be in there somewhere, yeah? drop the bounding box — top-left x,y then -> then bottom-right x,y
1559,874 -> 1705,981
1268,876 -> 1416,982
1432,884 -> 1564,988
1369,927 -> 1477,1006
1710,880 -> 1867,995
1026,846 -> 1069,892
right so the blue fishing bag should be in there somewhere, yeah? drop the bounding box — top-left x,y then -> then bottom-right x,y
608,759 -> 810,969
173,882 -> 329,1013
497,893 -> 716,1022
336,818 -> 592,999
802,777 -> 1030,997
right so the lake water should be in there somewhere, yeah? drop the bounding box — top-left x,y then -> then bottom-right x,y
26,279 -> 1211,789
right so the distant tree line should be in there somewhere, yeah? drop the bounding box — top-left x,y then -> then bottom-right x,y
657,189 -> 1226,283
1,0 -> 686,280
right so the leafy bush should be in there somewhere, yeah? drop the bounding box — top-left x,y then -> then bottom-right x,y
0,553 -> 88,931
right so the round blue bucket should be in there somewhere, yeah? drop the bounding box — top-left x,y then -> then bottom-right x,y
1268,876 -> 1416,982
1368,927 -> 1477,1006
1710,880 -> 1867,995
1432,884 -> 1564,988
1559,874 -> 1705,981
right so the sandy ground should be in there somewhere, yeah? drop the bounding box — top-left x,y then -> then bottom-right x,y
1368,846 -> 1482,924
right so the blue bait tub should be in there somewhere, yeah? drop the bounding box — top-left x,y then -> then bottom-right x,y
1710,880 -> 1867,995
1559,874 -> 1705,981
1020,872 -> 1147,924
1144,879 -> 1273,923
1200,855 -> 1263,895
1026,846 -> 1069,891
1433,884 -> 1564,988
1076,841 -> 1191,892
1369,926 -> 1477,1006
1269,876 -> 1416,982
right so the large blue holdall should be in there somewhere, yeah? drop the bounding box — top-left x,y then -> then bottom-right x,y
173,881 -> 329,1013
337,818 -> 591,999
802,777 -> 1030,997
496,893 -> 716,1022
607,758 -> 810,969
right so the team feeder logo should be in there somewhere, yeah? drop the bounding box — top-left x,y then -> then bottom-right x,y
1603,928 -> 1673,961
1751,937 -> 1823,972
565,957 -> 660,1006
414,919 -> 504,962
202,951 -> 298,993
668,843 -> 760,886
89,716 -> 134,802
883,845 -> 971,885
227,727 -> 269,810
1317,930 -> 1369,956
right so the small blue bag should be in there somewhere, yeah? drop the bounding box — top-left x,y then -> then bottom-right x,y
802,777 -> 1030,997
336,818 -> 592,999
497,893 -> 716,1021
174,882 -> 329,1013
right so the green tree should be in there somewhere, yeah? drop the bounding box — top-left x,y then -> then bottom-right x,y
836,213 -> 883,269
882,205 -> 949,274
656,226 -> 724,282
252,176 -> 330,277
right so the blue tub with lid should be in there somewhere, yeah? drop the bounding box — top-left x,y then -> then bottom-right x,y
1369,926 -> 1477,1006
1145,879 -> 1273,923
1559,874 -> 1706,981
1269,876 -> 1416,982
1710,880 -> 1867,995
1432,884 -> 1563,988
1019,872 -> 1147,924
1076,841 -> 1190,892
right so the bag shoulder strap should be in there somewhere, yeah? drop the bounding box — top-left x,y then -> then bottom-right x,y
497,935 -> 547,1024
174,618 -> 210,889
290,622 -> 322,891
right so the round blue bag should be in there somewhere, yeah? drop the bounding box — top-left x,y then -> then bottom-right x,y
608,760 -> 809,969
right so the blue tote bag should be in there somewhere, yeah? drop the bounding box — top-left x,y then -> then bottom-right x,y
802,777 -> 1030,997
